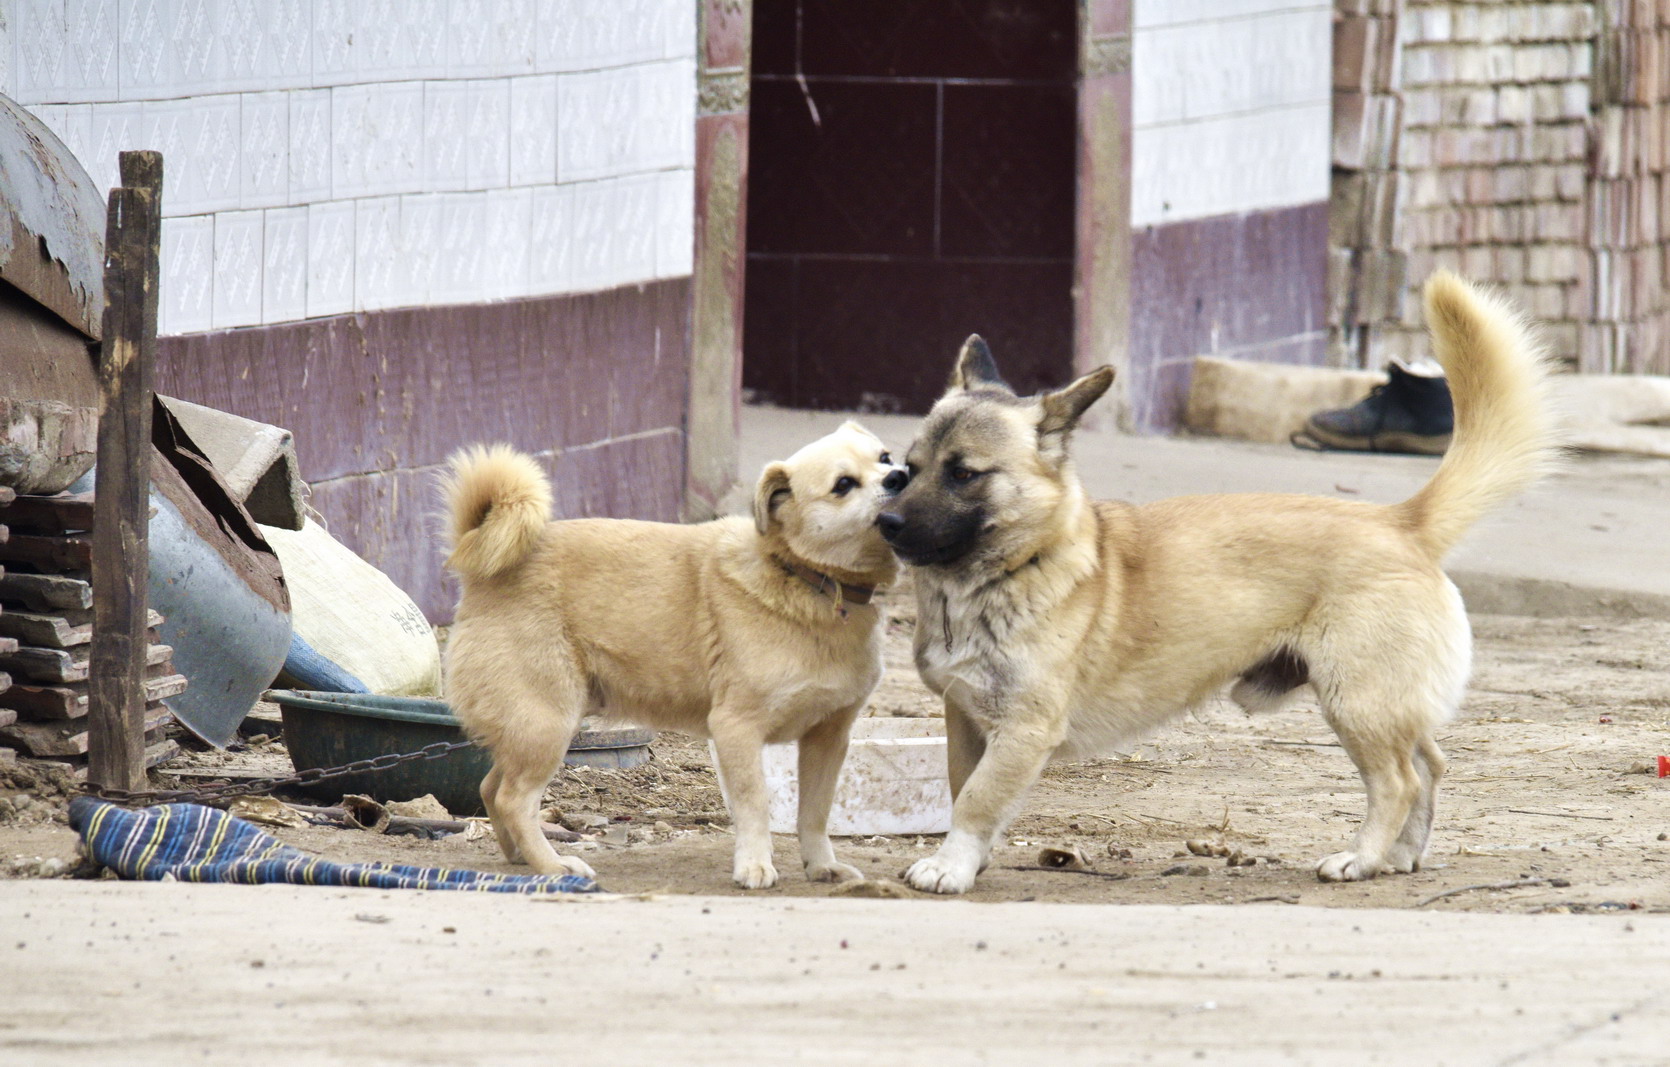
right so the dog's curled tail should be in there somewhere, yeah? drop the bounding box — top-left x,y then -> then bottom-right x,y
1398,271 -> 1561,559
443,444 -> 552,580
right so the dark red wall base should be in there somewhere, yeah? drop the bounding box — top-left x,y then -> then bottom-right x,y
1128,201 -> 1330,433
157,279 -> 693,622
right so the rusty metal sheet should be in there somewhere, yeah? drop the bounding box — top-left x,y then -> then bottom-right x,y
147,397 -> 291,746
0,93 -> 106,340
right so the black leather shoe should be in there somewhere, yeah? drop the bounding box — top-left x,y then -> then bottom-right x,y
1301,364 -> 1454,455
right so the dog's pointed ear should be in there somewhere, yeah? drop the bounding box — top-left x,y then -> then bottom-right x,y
948,334 -> 1010,393
1037,366 -> 1115,459
752,461 -> 793,535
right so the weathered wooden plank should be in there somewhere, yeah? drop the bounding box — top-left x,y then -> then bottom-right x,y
0,661 -> 176,719
0,703 -> 170,756
88,151 -> 163,793
0,607 -> 160,646
144,740 -> 179,768
0,681 -> 82,717
144,673 -> 189,703
0,532 -> 93,572
0,639 -> 169,684
0,610 -> 90,648
0,492 -> 95,534
0,634 -> 166,684
0,646 -> 79,684
0,571 -> 92,611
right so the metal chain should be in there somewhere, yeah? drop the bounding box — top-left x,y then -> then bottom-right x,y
81,739 -> 479,807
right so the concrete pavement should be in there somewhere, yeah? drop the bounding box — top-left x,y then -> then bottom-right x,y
3,881 -> 1666,1065
740,405 -> 1670,617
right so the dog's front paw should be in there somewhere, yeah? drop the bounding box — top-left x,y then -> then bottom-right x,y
554,854 -> 597,880
805,860 -> 864,884
1381,843 -> 1424,874
1316,851 -> 1389,882
733,859 -> 779,890
527,852 -> 596,878
903,854 -> 977,895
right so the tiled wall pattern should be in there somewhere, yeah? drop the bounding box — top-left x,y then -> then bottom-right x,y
1,0 -> 698,336
1130,1 -> 1333,226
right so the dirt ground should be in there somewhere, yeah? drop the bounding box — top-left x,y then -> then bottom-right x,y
2,584 -> 1666,915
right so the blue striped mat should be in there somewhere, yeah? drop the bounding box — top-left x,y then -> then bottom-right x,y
69,797 -> 598,894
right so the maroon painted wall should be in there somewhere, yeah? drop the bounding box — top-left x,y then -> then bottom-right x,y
1127,202 -> 1331,433
156,279 -> 693,622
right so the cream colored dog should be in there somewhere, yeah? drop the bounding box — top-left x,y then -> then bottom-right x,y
876,271 -> 1560,893
442,422 -> 904,888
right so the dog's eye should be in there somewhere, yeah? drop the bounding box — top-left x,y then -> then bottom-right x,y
949,464 -> 980,483
833,476 -> 858,496
879,452 -> 891,465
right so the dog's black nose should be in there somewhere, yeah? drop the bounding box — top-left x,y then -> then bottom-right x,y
881,469 -> 908,493
877,512 -> 905,540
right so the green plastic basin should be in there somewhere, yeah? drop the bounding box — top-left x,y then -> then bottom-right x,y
266,690 -> 654,817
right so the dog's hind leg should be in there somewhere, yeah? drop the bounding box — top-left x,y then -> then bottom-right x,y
795,705 -> 864,884
1315,708 -> 1423,882
478,765 -> 517,861
1384,736 -> 1447,873
477,692 -> 594,879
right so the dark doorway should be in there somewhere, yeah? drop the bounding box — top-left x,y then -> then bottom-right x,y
743,1 -> 1079,413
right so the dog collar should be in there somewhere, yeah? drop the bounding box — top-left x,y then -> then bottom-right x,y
775,558 -> 876,616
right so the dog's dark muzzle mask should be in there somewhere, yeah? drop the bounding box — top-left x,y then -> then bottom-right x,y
877,488 -> 987,567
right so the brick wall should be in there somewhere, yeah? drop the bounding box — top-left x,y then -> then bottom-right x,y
1586,0 -> 1670,373
1332,0 -> 1669,376
1329,0 -> 1405,365
1391,0 -> 1595,368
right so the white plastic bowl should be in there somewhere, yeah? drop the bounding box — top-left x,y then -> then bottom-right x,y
712,718 -> 952,836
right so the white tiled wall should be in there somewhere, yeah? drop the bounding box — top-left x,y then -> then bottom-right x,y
1131,0 -> 1332,227
1,0 -> 698,335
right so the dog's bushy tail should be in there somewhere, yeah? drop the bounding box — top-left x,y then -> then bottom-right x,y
1397,271 -> 1561,559
443,444 -> 552,580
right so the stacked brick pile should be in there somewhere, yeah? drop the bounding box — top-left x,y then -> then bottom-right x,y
1389,0 -> 1596,368
1331,0 -> 1408,369
0,490 -> 184,773
1331,0 -> 1408,368
1585,2 -> 1670,374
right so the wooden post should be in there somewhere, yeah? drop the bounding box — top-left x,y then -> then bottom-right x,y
88,151 -> 162,792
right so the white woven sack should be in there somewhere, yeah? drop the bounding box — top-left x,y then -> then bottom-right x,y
260,519 -> 442,697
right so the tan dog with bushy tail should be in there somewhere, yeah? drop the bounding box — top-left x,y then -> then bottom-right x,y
442,423 -> 906,888
877,271 -> 1561,894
